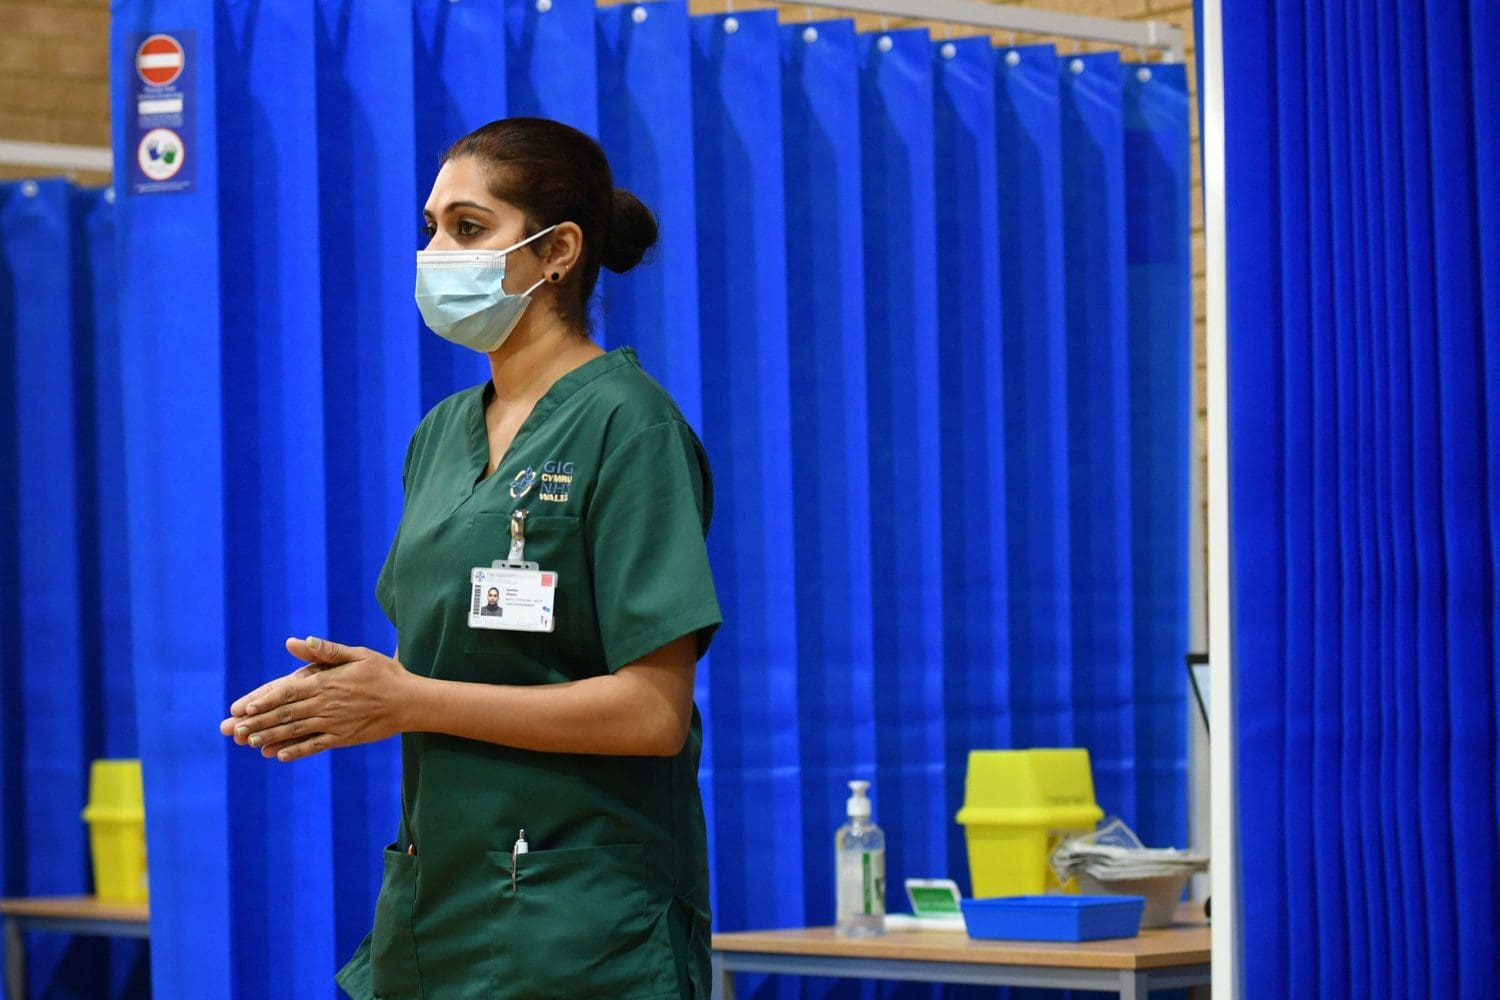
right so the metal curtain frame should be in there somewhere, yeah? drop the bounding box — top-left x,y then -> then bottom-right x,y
0,140 -> 112,172
711,950 -> 1212,1000
798,0 -> 1186,60
1199,0 -> 1240,994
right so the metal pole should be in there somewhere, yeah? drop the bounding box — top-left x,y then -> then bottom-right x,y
1201,0 -> 1240,992
0,140 -> 113,173
4,916 -> 25,1000
798,0 -> 1186,61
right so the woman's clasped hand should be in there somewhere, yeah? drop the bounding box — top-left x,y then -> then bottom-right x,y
219,636 -> 413,762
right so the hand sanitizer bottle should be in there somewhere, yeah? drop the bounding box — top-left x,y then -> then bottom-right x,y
835,780 -> 886,937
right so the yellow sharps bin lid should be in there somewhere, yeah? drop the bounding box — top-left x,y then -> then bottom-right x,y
954,749 -> 1104,829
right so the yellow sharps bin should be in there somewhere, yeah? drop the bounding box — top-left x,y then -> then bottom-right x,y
955,749 -> 1103,897
81,759 -> 148,903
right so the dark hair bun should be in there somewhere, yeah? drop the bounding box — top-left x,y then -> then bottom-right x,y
600,187 -> 659,274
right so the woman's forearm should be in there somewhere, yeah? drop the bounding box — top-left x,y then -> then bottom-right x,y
398,652 -> 695,757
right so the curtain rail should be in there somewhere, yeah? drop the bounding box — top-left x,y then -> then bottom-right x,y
0,140 -> 113,173
792,0 -> 1186,61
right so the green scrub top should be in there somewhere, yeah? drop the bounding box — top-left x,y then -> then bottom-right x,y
336,348 -> 722,1000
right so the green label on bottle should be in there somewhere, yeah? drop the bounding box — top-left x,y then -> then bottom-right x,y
862,853 -> 872,914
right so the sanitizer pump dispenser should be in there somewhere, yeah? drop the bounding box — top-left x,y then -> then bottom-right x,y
835,780 -> 886,937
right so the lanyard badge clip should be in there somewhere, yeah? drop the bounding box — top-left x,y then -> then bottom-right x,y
508,508 -> 528,563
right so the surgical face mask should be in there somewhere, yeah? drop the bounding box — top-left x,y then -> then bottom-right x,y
414,224 -> 558,352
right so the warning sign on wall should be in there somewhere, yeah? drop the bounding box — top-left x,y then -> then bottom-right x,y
125,31 -> 196,195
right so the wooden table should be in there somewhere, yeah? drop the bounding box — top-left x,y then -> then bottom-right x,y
0,896 -> 150,1000
710,907 -> 1209,999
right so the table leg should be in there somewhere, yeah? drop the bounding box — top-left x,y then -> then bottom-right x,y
709,951 -> 734,1000
1119,969 -> 1148,1000
4,916 -> 24,1000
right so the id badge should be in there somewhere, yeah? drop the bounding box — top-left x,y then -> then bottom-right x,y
469,561 -> 558,633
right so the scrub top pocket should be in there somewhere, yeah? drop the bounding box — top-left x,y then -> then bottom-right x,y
487,843 -> 678,1000
370,844 -> 422,998
461,513 -> 594,670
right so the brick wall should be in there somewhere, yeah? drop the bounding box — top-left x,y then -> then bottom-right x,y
0,0 -> 112,185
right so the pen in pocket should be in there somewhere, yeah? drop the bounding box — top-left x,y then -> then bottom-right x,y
511,829 -> 528,891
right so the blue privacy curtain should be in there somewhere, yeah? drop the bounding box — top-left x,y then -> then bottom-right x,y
1222,0 -> 1499,996
314,3 -> 420,979
779,13 -> 878,955
857,24 -> 952,906
108,2 -> 415,996
996,44 -> 1073,758
1122,60 -> 1191,853
1059,50 -> 1136,843
413,0 -> 507,410
0,179 -> 148,998
69,1 -> 1191,995
934,37 -> 1008,872
691,9 -> 806,935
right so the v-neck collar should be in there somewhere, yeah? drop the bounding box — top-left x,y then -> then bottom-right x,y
467,347 -> 637,490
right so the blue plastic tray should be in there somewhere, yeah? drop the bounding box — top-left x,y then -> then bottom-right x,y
960,895 -> 1146,942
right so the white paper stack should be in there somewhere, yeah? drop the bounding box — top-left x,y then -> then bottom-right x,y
1051,818 -> 1209,928
1052,817 -> 1208,880
1052,841 -> 1210,881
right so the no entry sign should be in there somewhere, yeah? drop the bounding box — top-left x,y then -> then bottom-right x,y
136,34 -> 184,87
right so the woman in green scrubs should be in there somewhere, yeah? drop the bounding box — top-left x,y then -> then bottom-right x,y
220,118 -> 722,999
